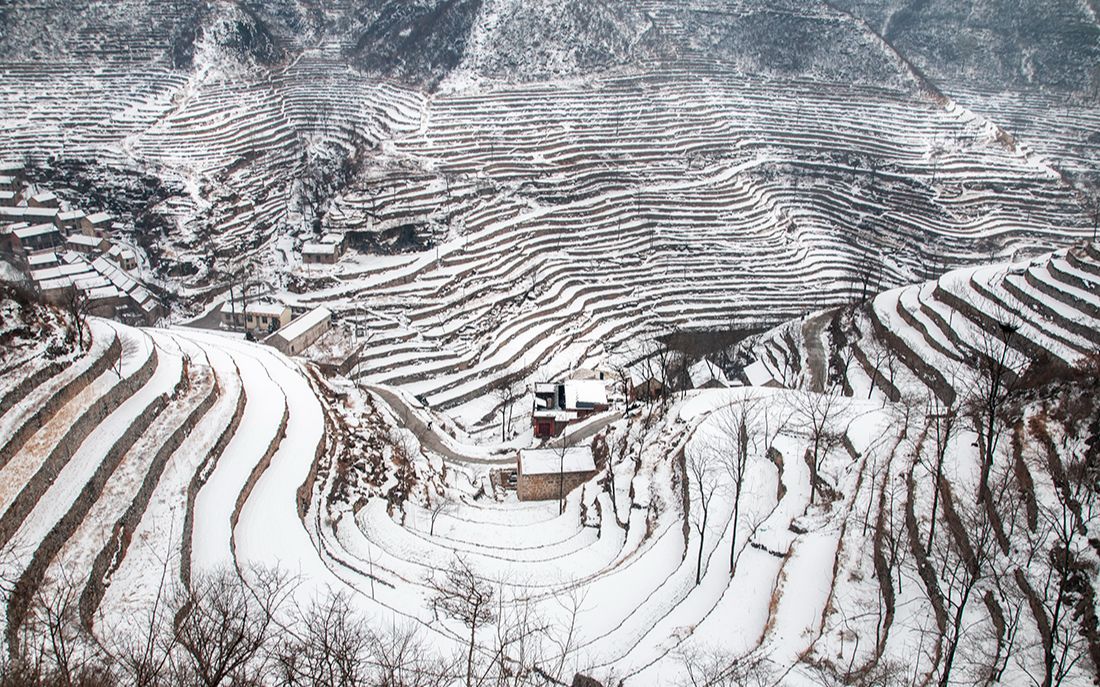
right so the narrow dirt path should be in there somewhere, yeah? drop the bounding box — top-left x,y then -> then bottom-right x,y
802,312 -> 833,393
367,385 -> 513,465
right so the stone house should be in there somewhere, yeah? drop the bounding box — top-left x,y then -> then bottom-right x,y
66,233 -> 108,255
28,191 -> 58,208
81,212 -> 113,237
11,223 -> 62,255
516,446 -> 597,501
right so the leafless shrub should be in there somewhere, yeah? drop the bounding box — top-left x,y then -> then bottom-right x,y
429,557 -> 495,687
675,645 -> 773,687
271,592 -> 372,687
173,566 -> 294,687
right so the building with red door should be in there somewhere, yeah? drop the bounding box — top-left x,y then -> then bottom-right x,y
531,380 -> 609,438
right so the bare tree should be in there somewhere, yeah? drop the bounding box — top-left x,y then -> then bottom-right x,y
675,645 -> 773,687
108,552 -> 178,687
687,447 -> 721,586
272,592 -> 371,687
427,491 -> 453,537
16,569 -> 112,687
367,622 -> 457,687
961,317 -> 1027,502
931,486 -> 999,687
493,380 -> 523,442
174,566 -> 293,687
1023,425 -> 1098,687
712,396 -> 759,575
63,287 -> 89,352
794,387 -> 843,505
429,557 -> 495,687
865,336 -> 901,402
553,435 -> 577,516
922,396 -> 959,554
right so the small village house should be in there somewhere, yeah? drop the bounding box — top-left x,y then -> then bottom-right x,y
11,223 -> 62,255
302,242 -> 341,265
625,370 -> 665,403
66,233 -> 108,255
1,206 -> 59,225
532,379 -> 609,438
25,251 -> 59,271
81,212 -> 113,237
516,446 -> 597,501
266,306 -> 332,356
302,235 -> 346,265
28,191 -> 58,209
220,301 -> 292,334
106,244 -> 138,270
741,360 -> 784,388
54,210 -> 85,231
688,358 -> 730,390
0,191 -> 16,207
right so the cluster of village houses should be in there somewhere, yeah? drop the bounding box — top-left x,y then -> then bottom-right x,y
0,163 -> 163,324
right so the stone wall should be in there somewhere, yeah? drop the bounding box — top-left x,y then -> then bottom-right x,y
0,332 -> 120,469
517,469 -> 595,501
0,342 -> 155,550
180,366 -> 247,588
80,363 -> 219,628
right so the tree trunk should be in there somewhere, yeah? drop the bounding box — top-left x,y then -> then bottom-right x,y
729,483 -> 741,575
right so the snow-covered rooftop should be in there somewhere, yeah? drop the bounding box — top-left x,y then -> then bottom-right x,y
219,302 -> 288,317
67,234 -> 103,248
303,242 -> 339,256
743,359 -> 779,387
272,307 -> 332,343
14,223 -> 59,239
689,358 -> 728,388
532,409 -> 577,421
563,380 -> 607,409
519,447 -> 595,476
26,252 -> 58,267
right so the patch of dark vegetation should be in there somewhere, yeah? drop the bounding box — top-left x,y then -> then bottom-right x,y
0,0 -> 207,65
218,3 -> 286,66
348,224 -> 431,255
659,327 -> 765,359
170,2 -> 208,69
837,0 -> 1100,94
24,158 -> 182,272
345,0 -> 483,90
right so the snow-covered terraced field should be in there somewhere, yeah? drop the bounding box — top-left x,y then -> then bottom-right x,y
753,241 -> 1100,406
3,41 -> 1096,441
1,241 -> 1097,683
0,315 -> 880,680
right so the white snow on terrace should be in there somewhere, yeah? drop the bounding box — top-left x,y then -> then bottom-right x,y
519,447 -> 595,475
